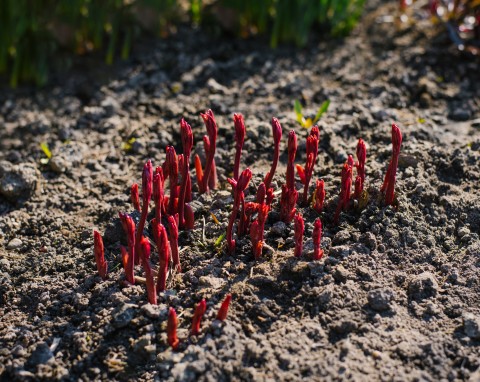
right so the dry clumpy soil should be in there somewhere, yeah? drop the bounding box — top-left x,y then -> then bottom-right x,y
1,2 -> 480,381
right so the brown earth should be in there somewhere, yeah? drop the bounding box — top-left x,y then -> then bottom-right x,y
0,2 -> 479,381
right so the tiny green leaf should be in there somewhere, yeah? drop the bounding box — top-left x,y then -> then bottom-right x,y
314,100 -> 330,123
294,99 -> 303,124
294,99 -> 303,115
40,142 -> 52,159
214,232 -> 226,247
122,137 -> 136,152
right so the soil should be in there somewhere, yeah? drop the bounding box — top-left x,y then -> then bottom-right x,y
1,1 -> 480,381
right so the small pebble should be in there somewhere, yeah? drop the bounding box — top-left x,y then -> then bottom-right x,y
463,313 -> 480,339
368,288 -> 395,311
7,238 -> 22,250
270,221 -> 287,236
408,272 -> 439,301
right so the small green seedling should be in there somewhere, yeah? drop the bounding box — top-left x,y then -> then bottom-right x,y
122,137 -> 136,152
294,99 -> 330,128
40,142 -> 52,164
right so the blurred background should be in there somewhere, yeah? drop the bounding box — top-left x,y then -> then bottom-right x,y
1,0 -> 478,88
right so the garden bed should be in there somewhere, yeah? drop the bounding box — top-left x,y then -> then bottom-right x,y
0,2 -> 479,381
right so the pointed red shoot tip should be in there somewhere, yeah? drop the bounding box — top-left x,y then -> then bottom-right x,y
237,168 -> 252,192
166,146 -> 179,177
142,160 -> 153,203
382,123 -> 403,206
167,307 -> 179,350
312,218 -> 323,260
356,138 -> 366,164
191,299 -> 207,335
201,109 -> 218,139
392,123 -> 403,150
313,179 -> 326,213
233,113 -> 246,143
356,138 -> 367,185
347,154 -> 354,169
310,125 -> 320,140
294,213 -> 304,258
216,294 -> 232,321
139,236 -> 151,262
168,215 -> 181,273
131,183 -> 140,211
93,230 -> 108,280
288,130 -> 298,153
271,117 -> 283,143
180,118 -> 193,154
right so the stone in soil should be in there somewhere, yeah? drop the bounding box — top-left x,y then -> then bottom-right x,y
0,161 -> 39,203
408,272 -> 439,301
112,303 -> 137,328
26,343 -> 53,368
463,313 -> 480,340
368,288 -> 395,312
6,238 -> 22,250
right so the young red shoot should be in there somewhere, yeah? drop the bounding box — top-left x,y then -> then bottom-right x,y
191,299 -> 207,336
130,183 -> 140,211
153,167 -> 164,223
135,160 -> 153,265
195,109 -> 218,194
297,126 -> 320,205
251,203 -> 270,260
233,113 -> 246,181
286,130 -> 297,190
381,123 -> 403,206
334,161 -> 353,225
353,175 -> 363,200
313,179 -> 325,213
93,230 -> 108,280
312,218 -> 324,260
139,236 -> 157,305
152,219 -> 170,292
179,119 -> 194,229
166,146 -> 179,215
119,212 -> 136,284
216,294 -> 232,321
280,185 -> 297,224
293,213 -> 304,258
167,215 -> 181,273
239,182 -> 269,237
356,138 -> 366,185
202,136 -> 218,191
280,130 -> 298,223
347,154 -> 354,185
167,307 -> 180,350
263,117 -> 283,190
347,154 -> 354,170
226,168 -> 252,254
249,181 -> 274,259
